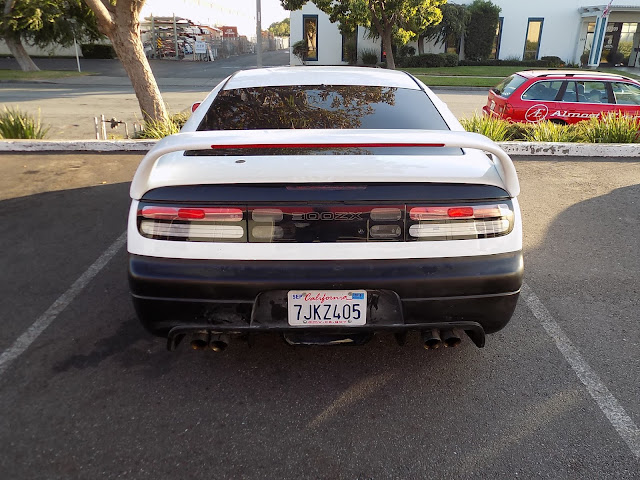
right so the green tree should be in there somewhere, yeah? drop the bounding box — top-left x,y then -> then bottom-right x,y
282,0 -> 445,70
84,0 -> 167,123
268,18 -> 290,37
464,0 -> 500,61
1,0 -> 101,71
420,2 -> 469,55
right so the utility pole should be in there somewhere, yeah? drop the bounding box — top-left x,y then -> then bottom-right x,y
173,14 -> 179,59
151,15 -> 156,58
256,0 -> 262,67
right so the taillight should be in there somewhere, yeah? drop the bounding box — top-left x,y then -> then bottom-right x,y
191,102 -> 201,113
138,205 -> 246,242
503,102 -> 514,115
136,202 -> 514,243
407,204 -> 513,240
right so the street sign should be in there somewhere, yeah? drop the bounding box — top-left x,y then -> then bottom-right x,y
194,41 -> 207,54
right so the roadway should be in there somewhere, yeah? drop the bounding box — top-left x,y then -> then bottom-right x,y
0,153 -> 638,478
0,51 -> 489,139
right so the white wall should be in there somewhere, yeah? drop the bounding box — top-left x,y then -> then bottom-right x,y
0,41 -> 79,57
290,3 -> 345,65
290,0 -> 640,66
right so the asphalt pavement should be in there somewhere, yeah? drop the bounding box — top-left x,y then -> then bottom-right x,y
0,153 -> 638,479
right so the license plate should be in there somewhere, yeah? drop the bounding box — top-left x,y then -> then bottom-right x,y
287,290 -> 367,326
490,100 -> 496,111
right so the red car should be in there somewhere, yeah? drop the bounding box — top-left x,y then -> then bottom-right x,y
484,70 -> 640,124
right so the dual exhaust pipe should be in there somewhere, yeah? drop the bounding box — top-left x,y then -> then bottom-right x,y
421,328 -> 464,349
187,329 -> 463,351
189,331 -> 230,352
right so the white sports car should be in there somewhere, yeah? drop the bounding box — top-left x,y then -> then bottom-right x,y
128,66 -> 523,351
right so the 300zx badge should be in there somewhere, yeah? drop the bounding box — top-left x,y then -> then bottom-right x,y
291,212 -> 363,221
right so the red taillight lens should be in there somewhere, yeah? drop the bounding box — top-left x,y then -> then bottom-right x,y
447,207 -> 474,218
408,204 -> 514,240
138,205 -> 246,242
503,102 -> 514,115
140,206 -> 243,222
178,208 -> 205,219
191,102 -> 201,113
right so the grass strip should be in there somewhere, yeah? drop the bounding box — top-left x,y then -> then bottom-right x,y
404,66 -> 640,81
414,75 -> 500,87
0,70 -> 90,80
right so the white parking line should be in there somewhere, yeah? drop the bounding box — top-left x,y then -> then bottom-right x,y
0,231 -> 127,378
521,282 -> 640,459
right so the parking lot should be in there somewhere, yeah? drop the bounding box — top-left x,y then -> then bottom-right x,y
0,152 -> 638,479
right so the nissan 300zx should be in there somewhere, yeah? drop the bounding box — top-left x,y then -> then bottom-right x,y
128,66 -> 523,351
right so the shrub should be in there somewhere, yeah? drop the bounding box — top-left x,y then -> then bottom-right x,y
402,53 -> 451,68
360,48 -> 379,65
523,121 -> 583,142
441,52 -> 459,67
459,114 -> 511,141
540,56 -> 564,68
459,58 -> 552,67
343,38 -> 357,64
505,122 -> 534,141
606,50 -> 624,66
292,40 -> 308,64
578,113 -> 640,143
137,112 -> 189,139
0,107 -> 49,139
81,44 -> 116,59
398,45 -> 416,58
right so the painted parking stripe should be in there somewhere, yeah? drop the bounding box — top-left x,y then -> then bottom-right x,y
521,282 -> 640,459
0,231 -> 127,378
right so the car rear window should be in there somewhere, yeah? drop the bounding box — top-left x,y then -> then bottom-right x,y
492,74 -> 527,98
612,82 -> 640,105
522,81 -> 564,101
197,85 -> 450,131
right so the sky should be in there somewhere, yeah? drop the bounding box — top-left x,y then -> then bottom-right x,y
141,0 -> 290,37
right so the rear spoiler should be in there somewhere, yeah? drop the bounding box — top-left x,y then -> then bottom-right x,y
130,129 -> 520,199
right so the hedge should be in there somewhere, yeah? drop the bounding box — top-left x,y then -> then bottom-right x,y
80,44 -> 116,59
398,53 -> 459,68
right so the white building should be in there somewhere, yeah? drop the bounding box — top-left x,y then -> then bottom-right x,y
290,1 -> 640,68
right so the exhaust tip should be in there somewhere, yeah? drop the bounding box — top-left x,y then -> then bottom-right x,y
441,328 -> 464,348
422,329 -> 442,350
190,331 -> 210,350
209,334 -> 230,352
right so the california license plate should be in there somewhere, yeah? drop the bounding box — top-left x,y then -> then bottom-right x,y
287,290 -> 367,326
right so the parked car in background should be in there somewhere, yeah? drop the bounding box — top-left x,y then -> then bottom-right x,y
484,70 -> 640,124
128,67 -> 523,352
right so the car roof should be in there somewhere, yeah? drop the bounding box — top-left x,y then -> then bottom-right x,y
517,70 -> 636,82
223,66 -> 422,90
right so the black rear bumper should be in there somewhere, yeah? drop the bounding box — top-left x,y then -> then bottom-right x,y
128,251 -> 523,345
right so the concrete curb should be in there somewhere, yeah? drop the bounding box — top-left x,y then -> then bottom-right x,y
0,139 -> 638,157
0,140 -> 156,152
499,142 -> 640,157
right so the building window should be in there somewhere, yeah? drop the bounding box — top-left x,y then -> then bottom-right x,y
523,18 -> 544,60
303,15 -> 318,61
492,17 -> 503,59
618,23 -> 638,64
341,28 -> 357,63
